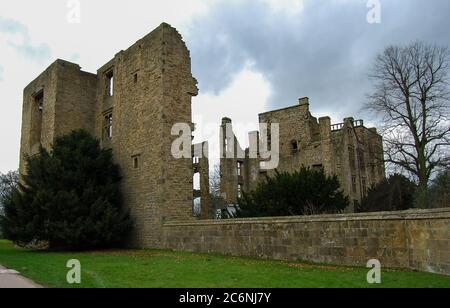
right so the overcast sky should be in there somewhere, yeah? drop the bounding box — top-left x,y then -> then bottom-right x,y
1,0 -> 450,173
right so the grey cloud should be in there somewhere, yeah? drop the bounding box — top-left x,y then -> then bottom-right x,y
186,0 -> 450,120
0,16 -> 51,63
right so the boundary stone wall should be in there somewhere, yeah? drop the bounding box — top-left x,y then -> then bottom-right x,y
162,208 -> 450,275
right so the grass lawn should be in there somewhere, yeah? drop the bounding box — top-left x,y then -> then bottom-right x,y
0,240 -> 449,288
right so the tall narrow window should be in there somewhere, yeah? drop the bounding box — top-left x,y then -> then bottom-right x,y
193,197 -> 201,217
237,161 -> 243,176
36,93 -> 44,112
35,91 -> 44,112
31,90 -> 44,150
104,113 -> 113,139
237,184 -> 243,199
352,175 -> 357,193
291,140 -> 298,155
193,173 -> 200,191
133,156 -> 140,169
106,71 -> 114,97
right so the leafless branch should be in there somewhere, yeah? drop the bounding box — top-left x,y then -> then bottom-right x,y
366,41 -> 450,187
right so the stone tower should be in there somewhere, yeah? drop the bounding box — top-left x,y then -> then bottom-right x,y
19,23 -> 199,248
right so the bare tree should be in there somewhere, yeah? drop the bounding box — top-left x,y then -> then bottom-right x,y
367,42 -> 450,189
0,171 -> 19,200
0,170 -> 19,217
209,164 -> 221,197
208,164 -> 230,219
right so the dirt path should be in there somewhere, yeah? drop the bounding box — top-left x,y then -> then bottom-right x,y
0,265 -> 43,288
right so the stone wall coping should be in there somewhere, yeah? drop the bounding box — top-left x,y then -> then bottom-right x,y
163,208 -> 450,227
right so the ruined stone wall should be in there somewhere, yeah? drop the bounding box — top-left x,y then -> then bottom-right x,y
91,23 -> 197,248
354,126 -> 385,187
21,62 -> 58,175
54,61 -> 97,137
330,118 -> 364,208
92,27 -> 168,248
258,98 -> 314,175
330,119 -> 386,208
220,118 -> 246,204
220,97 -> 386,208
159,24 -> 198,227
245,131 -> 261,192
20,59 -> 97,175
162,208 -> 450,275
193,142 -> 210,219
20,23 -> 198,248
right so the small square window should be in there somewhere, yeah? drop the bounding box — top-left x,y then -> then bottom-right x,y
132,155 -> 141,169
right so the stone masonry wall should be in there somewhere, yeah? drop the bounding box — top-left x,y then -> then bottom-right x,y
20,24 -> 197,248
91,23 -> 197,248
162,208 -> 450,275
94,26 -> 168,248
221,97 -> 386,209
20,59 -> 97,175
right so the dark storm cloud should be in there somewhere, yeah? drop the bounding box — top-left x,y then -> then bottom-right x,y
185,0 -> 450,120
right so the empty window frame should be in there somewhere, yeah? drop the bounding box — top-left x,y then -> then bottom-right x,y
31,90 -> 44,148
237,184 -> 243,199
193,173 -> 200,191
237,161 -> 243,176
291,140 -> 298,154
193,197 -> 201,217
104,113 -> 113,140
106,71 -> 114,97
35,91 -> 44,112
132,155 -> 140,169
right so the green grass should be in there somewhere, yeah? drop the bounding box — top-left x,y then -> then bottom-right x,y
0,240 -> 449,288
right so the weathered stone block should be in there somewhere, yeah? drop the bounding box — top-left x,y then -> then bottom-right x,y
162,209 -> 450,275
